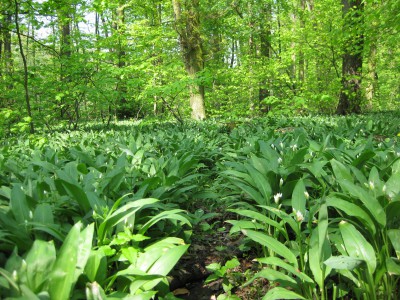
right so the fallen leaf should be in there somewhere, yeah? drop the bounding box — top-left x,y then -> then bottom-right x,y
173,288 -> 190,296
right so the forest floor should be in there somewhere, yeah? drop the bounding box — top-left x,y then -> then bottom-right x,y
170,209 -> 269,300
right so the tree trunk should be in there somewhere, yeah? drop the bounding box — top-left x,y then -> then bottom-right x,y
15,0 -> 34,133
58,3 -> 72,119
259,2 -> 272,108
113,0 -> 129,119
1,8 -> 13,91
337,0 -> 364,115
172,0 -> 206,120
365,41 -> 377,110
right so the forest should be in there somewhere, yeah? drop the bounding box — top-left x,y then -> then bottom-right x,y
0,0 -> 399,130
1,0 -> 400,299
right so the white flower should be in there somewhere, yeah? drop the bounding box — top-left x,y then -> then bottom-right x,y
278,157 -> 283,164
29,210 -> 33,219
274,193 -> 283,204
291,144 -> 298,151
369,181 -> 375,190
304,191 -> 310,200
12,270 -> 18,281
383,185 -> 387,193
280,142 -> 284,149
279,178 -> 284,187
294,209 -> 304,222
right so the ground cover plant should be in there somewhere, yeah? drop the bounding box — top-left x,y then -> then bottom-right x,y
0,113 -> 400,299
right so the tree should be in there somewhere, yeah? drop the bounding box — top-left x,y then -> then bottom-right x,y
172,0 -> 206,120
336,0 -> 364,115
0,0 -> 14,105
14,0 -> 34,133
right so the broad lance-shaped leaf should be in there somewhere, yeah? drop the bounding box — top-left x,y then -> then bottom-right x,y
10,184 -> 31,224
385,172 -> 400,201
292,179 -> 306,216
97,198 -> 159,244
309,202 -> 331,289
326,196 -> 376,235
386,257 -> 400,275
245,268 -> 298,290
138,209 -> 191,235
338,179 -> 386,227
56,179 -> 91,212
244,163 -> 272,204
24,240 -> 56,292
339,221 -> 376,273
257,257 -> 314,284
141,244 -> 189,291
331,159 -> 353,183
263,287 -> 306,300
242,229 -> 298,268
324,255 -> 364,270
387,229 -> 400,258
48,222 -> 94,300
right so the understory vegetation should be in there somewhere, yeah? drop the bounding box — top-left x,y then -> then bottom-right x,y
1,113 -> 400,299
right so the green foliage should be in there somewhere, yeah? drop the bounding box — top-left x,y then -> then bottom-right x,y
1,113 -> 400,298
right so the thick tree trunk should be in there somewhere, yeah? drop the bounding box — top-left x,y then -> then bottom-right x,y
172,0 -> 206,120
337,0 -> 364,115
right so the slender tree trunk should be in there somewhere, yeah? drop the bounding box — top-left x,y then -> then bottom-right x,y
15,0 -> 34,133
337,0 -> 364,115
259,2 -> 272,109
172,0 -> 206,120
1,8 -> 13,93
113,0 -> 129,119
298,0 -> 306,84
365,42 -> 377,110
58,4 -> 72,119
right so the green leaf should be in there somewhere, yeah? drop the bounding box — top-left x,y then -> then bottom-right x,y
228,209 -> 284,236
309,202 -> 331,288
33,203 -> 54,225
339,221 -> 376,273
84,249 -> 107,283
324,255 -> 364,270
386,257 -> 400,275
10,184 -> 31,224
48,222 -> 93,300
98,198 -> 159,244
57,179 -> 91,212
292,179 -> 306,216
326,196 -> 376,234
385,173 -> 400,201
351,150 -> 375,168
263,287 -> 306,300
86,281 -> 108,300
387,229 -> 400,258
246,268 -> 297,289
74,223 -> 94,281
245,163 -> 272,204
338,180 -> 386,227
24,240 -> 56,292
331,159 -> 353,183
242,229 -> 298,267
257,257 -> 314,284
138,209 -> 191,235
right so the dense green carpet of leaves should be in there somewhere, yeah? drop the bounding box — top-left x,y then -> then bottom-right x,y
0,113 -> 399,299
